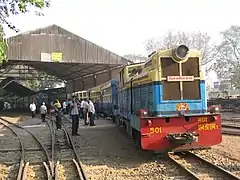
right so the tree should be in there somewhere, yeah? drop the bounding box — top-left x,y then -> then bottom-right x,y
209,26 -> 240,89
123,54 -> 147,63
144,30 -> 213,66
0,25 -> 7,64
0,0 -> 50,64
19,69 -> 63,91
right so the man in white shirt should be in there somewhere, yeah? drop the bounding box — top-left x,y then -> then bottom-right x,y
88,99 -> 96,126
29,101 -> 36,118
62,101 -> 67,114
40,102 -> 47,122
81,99 -> 89,125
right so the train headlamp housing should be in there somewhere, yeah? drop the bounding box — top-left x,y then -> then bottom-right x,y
173,45 -> 189,61
142,111 -> 148,116
208,105 -> 220,114
137,109 -> 148,117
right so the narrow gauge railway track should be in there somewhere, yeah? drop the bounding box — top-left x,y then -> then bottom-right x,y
222,118 -> 240,122
168,151 -> 240,180
44,117 -> 58,180
222,121 -> 240,127
0,117 -> 53,180
222,124 -> 240,136
46,115 -> 87,180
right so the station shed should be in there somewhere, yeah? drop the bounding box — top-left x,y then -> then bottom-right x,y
2,24 -> 129,94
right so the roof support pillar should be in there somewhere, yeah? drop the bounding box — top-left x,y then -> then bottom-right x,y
93,74 -> 97,87
82,79 -> 85,90
73,80 -> 76,92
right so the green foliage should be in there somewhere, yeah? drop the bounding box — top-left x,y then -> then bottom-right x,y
1,0 -> 50,15
0,25 -> 7,64
20,71 -> 63,91
0,0 -> 50,64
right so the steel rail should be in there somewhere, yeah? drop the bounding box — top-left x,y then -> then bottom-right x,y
0,117 -> 52,180
169,151 -> 240,180
48,114 -> 87,180
61,115 -> 87,180
168,152 -> 200,180
0,118 -> 25,180
187,152 -> 240,179
222,124 -> 240,129
45,116 -> 55,178
46,115 -> 83,179
222,124 -> 240,136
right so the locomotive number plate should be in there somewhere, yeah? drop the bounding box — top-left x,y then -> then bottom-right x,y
150,127 -> 162,134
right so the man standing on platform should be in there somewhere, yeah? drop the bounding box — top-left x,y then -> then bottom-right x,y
70,96 -> 80,136
81,98 -> 89,125
29,101 -> 36,118
40,102 -> 47,122
88,99 -> 96,126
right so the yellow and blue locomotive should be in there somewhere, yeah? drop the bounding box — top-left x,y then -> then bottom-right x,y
92,45 -> 222,152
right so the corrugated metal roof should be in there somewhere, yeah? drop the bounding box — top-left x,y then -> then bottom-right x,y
6,24 -> 128,81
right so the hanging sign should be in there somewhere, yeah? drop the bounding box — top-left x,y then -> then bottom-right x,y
51,52 -> 63,62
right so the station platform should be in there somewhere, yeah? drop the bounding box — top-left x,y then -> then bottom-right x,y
64,115 -> 116,129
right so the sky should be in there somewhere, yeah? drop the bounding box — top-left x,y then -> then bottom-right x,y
3,0 -> 240,84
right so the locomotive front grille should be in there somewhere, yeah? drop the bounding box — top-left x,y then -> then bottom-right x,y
161,57 -> 200,100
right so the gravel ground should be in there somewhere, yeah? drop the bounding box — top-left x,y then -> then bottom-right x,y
57,162 -> 79,180
0,164 -> 8,180
26,165 -> 46,180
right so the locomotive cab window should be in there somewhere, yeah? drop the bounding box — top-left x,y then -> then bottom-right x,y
161,58 -> 181,100
182,57 -> 200,100
160,57 -> 201,100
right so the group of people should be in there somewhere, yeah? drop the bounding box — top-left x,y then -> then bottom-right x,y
29,96 -> 97,136
29,101 -> 48,121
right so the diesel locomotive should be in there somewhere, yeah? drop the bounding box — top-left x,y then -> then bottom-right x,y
88,45 -> 222,152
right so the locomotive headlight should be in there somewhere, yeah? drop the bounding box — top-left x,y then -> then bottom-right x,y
209,105 -> 220,113
142,111 -> 148,116
173,45 -> 189,60
136,109 -> 148,117
214,107 -> 219,112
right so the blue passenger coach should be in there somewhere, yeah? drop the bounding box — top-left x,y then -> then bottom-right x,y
98,79 -> 119,118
